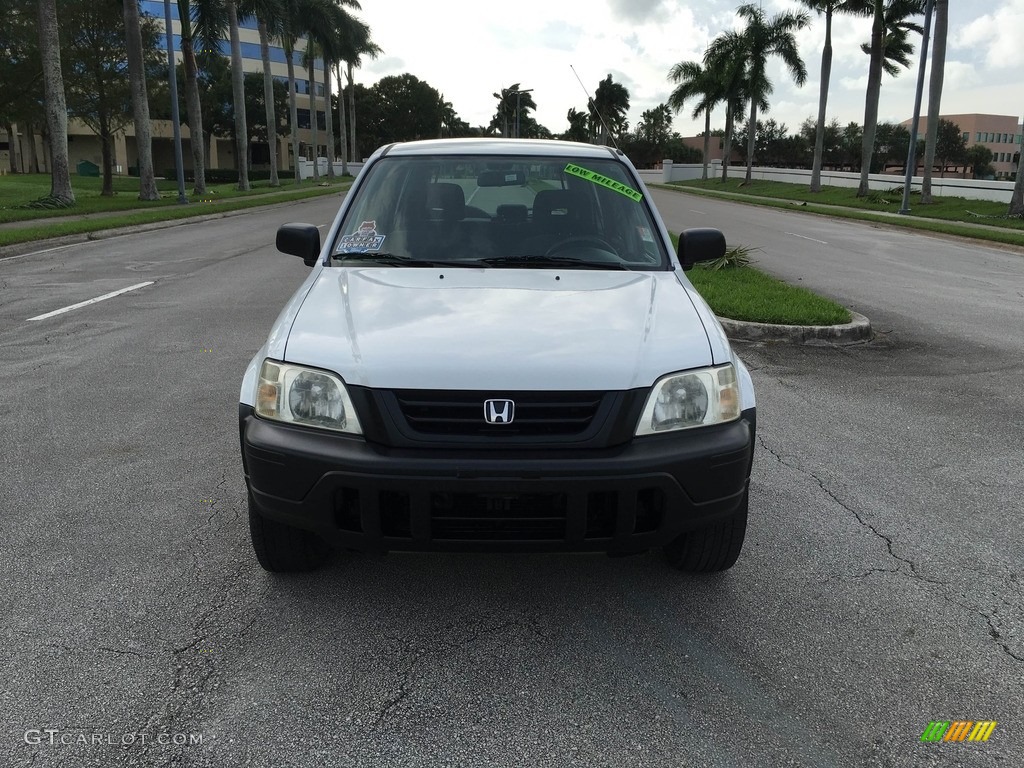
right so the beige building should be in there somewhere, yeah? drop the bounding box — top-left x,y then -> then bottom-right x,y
902,113 -> 1022,179
1,2 -> 326,177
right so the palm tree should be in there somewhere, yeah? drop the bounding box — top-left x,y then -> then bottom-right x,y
731,3 -> 810,185
590,74 -> 629,145
226,0 -> 250,190
311,4 -> 360,180
122,0 -> 158,200
921,0 -> 947,204
302,39 -> 321,181
667,60 -> 723,180
36,0 -> 74,204
705,31 -> 760,183
1010,148 -> 1024,217
122,0 -> 159,200
240,0 -> 284,186
491,84 -> 537,138
343,21 -> 380,163
277,0 -> 336,185
333,14 -> 372,172
335,61 -> 347,173
857,0 -> 924,196
563,108 -> 589,143
799,1 -> 871,192
177,0 -> 228,195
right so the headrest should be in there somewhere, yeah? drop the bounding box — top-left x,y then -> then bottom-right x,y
425,183 -> 465,221
496,204 -> 528,223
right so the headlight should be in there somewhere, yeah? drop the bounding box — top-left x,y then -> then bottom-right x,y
636,364 -> 740,435
255,360 -> 363,435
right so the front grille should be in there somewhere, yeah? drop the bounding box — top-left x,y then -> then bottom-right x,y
333,485 -> 665,543
432,492 -> 566,540
391,390 -> 604,438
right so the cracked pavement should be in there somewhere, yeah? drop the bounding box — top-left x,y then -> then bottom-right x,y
1,192 -> 1021,767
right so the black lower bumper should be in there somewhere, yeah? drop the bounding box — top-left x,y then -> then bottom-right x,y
240,405 -> 755,553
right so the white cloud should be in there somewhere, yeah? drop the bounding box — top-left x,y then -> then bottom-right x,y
350,0 -> 1021,142
953,0 -> 1024,69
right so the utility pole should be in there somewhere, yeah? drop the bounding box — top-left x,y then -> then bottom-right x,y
512,88 -> 532,139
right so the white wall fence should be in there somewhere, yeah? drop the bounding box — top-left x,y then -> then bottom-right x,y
639,160 -> 1017,204
297,158 -> 365,180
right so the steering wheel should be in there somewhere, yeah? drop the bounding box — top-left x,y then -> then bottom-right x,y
544,236 -> 619,259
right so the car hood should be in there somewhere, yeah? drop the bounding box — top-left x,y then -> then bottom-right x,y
284,268 -> 713,391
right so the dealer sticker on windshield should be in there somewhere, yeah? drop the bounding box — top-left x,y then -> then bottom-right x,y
336,220 -> 386,253
564,163 -> 643,202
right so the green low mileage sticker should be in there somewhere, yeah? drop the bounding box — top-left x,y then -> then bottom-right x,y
564,163 -> 643,202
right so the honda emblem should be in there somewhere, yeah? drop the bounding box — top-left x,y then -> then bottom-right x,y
484,399 -> 515,424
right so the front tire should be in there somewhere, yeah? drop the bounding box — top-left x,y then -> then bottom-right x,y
663,488 -> 748,572
247,490 -> 332,573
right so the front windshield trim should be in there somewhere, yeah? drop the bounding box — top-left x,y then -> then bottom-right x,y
328,153 -> 671,271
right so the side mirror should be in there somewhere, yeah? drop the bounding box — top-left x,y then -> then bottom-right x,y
677,227 -> 726,271
276,223 -> 321,267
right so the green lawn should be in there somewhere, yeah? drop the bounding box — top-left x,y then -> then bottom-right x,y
0,183 -> 350,248
0,173 -> 353,224
663,179 -> 1024,249
670,232 -> 852,326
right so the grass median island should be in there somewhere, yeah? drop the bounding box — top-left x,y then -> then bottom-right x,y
663,178 -> 1024,249
670,232 -> 852,326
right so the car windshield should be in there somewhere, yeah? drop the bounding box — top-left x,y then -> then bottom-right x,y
330,154 -> 670,270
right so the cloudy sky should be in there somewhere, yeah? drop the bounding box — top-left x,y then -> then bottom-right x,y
353,0 -> 1023,138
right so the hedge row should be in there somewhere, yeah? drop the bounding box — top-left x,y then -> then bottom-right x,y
162,168 -> 298,183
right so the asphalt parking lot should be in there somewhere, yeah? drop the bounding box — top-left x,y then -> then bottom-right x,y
1,189 -> 1020,767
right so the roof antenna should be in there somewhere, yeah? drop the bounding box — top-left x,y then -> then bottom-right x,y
570,64 -> 620,150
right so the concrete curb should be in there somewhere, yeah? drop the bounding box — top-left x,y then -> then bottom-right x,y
718,310 -> 872,344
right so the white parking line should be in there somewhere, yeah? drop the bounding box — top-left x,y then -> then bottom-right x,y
785,232 -> 828,245
27,281 -> 155,322
689,209 -> 707,215
1,242 -> 81,263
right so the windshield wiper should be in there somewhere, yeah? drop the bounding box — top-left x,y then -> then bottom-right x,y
334,252 -> 486,268
481,255 -> 628,270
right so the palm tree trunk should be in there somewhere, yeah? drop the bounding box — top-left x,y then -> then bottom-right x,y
26,122 -> 40,174
1011,107 -> 1024,216
286,42 -> 301,184
227,1 -> 249,191
309,53 -> 320,182
744,100 -> 757,184
810,6 -> 833,193
858,0 -> 885,197
721,106 -> 734,183
36,0 -> 75,204
180,32 -> 207,195
701,110 -> 710,180
347,62 -> 357,163
258,20 -> 279,186
324,59 -> 335,179
123,0 -> 158,200
307,53 -> 319,183
921,0 -> 947,204
100,120 -> 114,196
338,63 -> 348,176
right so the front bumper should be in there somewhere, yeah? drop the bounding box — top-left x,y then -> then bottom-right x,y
240,404 -> 755,554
